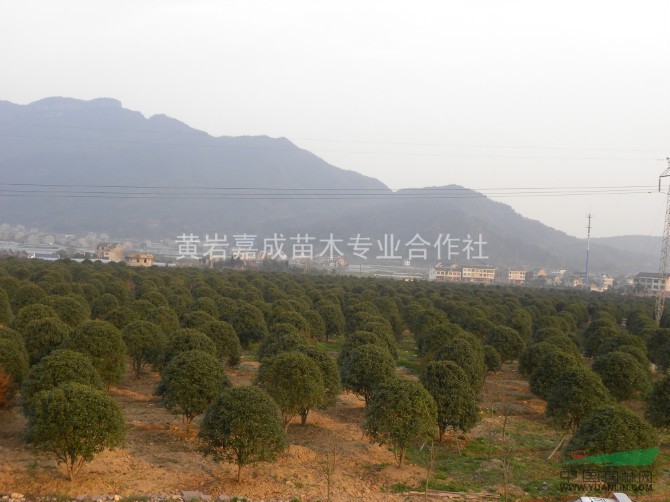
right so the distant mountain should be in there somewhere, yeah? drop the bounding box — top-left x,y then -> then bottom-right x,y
0,97 -> 656,275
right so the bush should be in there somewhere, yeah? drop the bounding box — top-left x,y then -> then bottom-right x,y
199,386 -> 288,482
201,321 -> 242,367
161,328 -> 218,367
592,351 -> 651,401
123,320 -> 167,378
364,378 -> 437,466
646,375 -> 670,429
420,360 -> 479,441
21,349 -> 103,413
546,367 -> 612,431
155,349 -> 230,427
566,405 -> 657,457
66,320 -> 127,386
485,326 -> 524,362
339,343 -> 395,404
483,345 -> 502,372
25,382 -> 125,480
256,351 -> 325,428
22,317 -> 71,365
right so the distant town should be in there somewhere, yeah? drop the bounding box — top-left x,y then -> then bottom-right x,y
0,222 -> 665,295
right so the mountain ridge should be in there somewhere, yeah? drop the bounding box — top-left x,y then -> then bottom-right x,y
0,97 -> 656,275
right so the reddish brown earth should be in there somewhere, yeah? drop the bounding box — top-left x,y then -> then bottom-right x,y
0,362 -> 424,501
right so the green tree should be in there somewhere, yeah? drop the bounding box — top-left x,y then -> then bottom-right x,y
10,283 -> 47,314
315,300 -> 345,341
13,303 -> 59,332
46,295 -> 90,327
364,378 -> 437,466
257,323 -> 307,361
417,323 -> 464,359
546,367 -> 612,431
529,351 -> 582,400
566,405 -> 657,457
231,302 -> 268,348
339,343 -> 395,404
161,328 -> 218,367
483,345 -> 502,373
102,306 -> 139,330
155,349 -> 230,428
25,382 -> 125,480
0,287 -> 13,326
519,342 -> 561,378
21,349 -> 103,413
0,336 -> 29,405
122,320 -> 167,378
592,351 -> 651,401
201,321 -> 242,367
434,336 -> 486,391
256,351 -> 325,428
90,293 -> 120,319
182,310 -> 217,331
199,386 -> 288,482
22,317 -> 71,365
303,309 -> 326,341
646,375 -> 670,429
300,345 -> 341,410
66,320 -> 127,386
145,305 -> 180,336
420,361 -> 479,441
485,326 -> 524,362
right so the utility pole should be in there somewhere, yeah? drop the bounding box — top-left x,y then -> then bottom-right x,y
584,214 -> 592,291
655,158 -> 670,325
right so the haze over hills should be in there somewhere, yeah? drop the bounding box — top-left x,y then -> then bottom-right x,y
0,97 -> 658,275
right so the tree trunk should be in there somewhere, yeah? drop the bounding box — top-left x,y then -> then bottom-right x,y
237,463 -> 242,482
300,409 -> 309,425
398,447 -> 405,467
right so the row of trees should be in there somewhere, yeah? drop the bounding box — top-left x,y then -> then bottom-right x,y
1,256 -> 667,482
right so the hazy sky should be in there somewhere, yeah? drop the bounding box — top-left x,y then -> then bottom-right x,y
1,0 -> 669,238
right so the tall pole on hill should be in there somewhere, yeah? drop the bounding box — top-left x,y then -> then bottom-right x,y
655,158 -> 670,325
584,214 -> 591,291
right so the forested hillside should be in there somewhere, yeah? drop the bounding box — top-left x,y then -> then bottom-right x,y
0,97 -> 657,274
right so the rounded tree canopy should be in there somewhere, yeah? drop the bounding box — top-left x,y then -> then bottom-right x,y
546,367 -> 613,431
592,351 -> 651,402
201,320 -> 242,367
25,382 -> 125,481
22,317 -> 72,365
420,360 -> 479,440
21,349 -> 103,413
485,325 -> 524,362
364,378 -> 437,466
566,405 -> 658,457
162,328 -> 218,367
155,349 -> 230,424
199,385 -> 288,481
339,343 -> 395,403
529,350 -> 582,400
256,351 -> 325,427
646,375 -> 670,430
13,303 -> 59,333
66,320 -> 127,386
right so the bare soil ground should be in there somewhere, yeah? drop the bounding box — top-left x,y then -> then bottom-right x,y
0,361 -> 424,501
2,362 -> 668,501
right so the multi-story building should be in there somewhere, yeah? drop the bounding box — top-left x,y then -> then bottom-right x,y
125,253 -> 154,267
508,269 -> 526,285
95,242 -> 125,262
634,272 -> 670,294
462,267 -> 496,284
